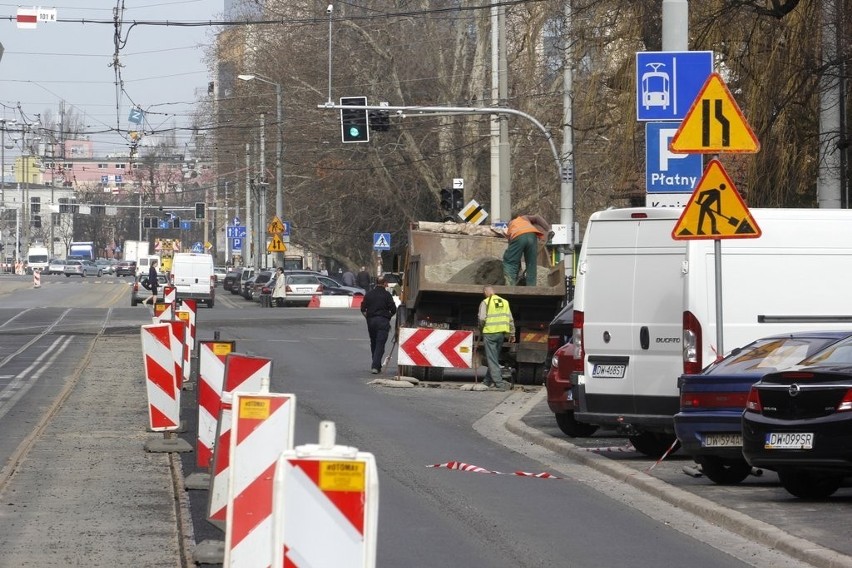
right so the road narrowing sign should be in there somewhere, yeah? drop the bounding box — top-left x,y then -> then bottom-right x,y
672,159 -> 761,240
669,72 -> 760,154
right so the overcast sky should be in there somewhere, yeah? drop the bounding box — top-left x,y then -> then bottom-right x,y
0,0 -> 222,159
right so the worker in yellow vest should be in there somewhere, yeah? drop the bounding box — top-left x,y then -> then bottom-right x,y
478,286 -> 516,390
503,213 -> 551,286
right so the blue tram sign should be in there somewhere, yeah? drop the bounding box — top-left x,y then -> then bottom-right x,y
636,51 -> 713,122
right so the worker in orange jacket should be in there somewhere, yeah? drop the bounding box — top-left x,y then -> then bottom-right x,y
503,214 -> 551,286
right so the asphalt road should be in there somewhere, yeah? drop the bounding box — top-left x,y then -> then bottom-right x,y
0,274 -> 849,567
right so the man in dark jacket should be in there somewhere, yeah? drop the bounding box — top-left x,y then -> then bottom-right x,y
355,266 -> 371,290
360,276 -> 397,373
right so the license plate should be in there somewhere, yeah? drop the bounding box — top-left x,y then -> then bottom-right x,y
592,364 -> 625,378
702,433 -> 742,447
765,432 -> 813,450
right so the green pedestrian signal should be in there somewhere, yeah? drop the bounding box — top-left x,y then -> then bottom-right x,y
340,96 -> 369,143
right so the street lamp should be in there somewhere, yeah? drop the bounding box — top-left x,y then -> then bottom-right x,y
238,74 -> 283,226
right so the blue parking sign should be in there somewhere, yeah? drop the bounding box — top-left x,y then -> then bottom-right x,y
636,51 -> 713,121
645,122 -> 703,193
232,237 -> 243,251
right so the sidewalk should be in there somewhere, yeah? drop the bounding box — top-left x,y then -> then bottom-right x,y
0,332 -> 184,568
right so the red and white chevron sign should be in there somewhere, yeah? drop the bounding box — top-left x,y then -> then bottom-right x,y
398,327 -> 473,368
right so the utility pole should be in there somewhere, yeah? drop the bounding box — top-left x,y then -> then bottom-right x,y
245,143 -> 252,267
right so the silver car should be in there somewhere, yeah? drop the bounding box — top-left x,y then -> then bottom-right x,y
64,259 -> 102,277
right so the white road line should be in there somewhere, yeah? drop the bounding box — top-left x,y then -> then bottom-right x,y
0,335 -> 73,420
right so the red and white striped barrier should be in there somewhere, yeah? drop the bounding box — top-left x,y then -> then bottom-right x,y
177,299 -> 197,353
426,461 -> 562,479
163,285 -> 176,305
167,319 -> 189,385
141,324 -> 181,431
224,391 -> 296,567
196,340 -> 235,468
272,421 -> 379,568
33,269 -> 41,288
307,295 -> 364,308
397,328 -> 474,368
207,354 -> 273,529
154,302 -> 174,322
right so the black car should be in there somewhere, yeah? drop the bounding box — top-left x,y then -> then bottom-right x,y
115,260 -> 137,277
742,335 -> 852,498
223,268 -> 241,292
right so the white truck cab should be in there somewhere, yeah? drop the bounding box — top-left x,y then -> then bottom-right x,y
571,207 -> 852,456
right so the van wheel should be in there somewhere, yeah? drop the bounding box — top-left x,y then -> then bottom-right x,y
554,411 -> 598,437
696,456 -> 752,485
778,469 -> 843,499
628,432 -> 679,458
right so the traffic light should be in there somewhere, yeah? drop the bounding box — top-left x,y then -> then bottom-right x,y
370,109 -> 390,132
33,215 -> 41,228
440,189 -> 453,212
452,188 -> 464,211
195,202 -> 205,219
340,96 -> 369,143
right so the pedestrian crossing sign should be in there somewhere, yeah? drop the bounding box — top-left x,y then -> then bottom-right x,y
373,232 -> 391,250
672,159 -> 761,240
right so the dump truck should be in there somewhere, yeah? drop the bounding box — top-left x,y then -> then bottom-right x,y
399,221 -> 567,384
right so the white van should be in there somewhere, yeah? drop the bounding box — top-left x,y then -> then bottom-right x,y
572,207 -> 852,456
136,255 -> 161,277
169,253 -> 215,307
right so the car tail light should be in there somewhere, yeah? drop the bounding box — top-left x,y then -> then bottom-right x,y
210,275 -> 216,288
571,310 -> 584,375
683,311 -> 702,374
681,391 -> 749,410
833,388 -> 852,412
745,386 -> 762,413
133,282 -> 139,292
547,335 -> 562,356
285,285 -> 293,293
317,284 -> 324,293
261,286 -> 271,294
169,272 -> 174,285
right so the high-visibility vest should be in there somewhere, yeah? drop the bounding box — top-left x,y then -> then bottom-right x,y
482,294 -> 512,334
507,217 -> 542,241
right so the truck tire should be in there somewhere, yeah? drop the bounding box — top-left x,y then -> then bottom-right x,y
695,456 -> 752,485
629,432 -> 679,458
516,363 -> 542,386
554,411 -> 598,437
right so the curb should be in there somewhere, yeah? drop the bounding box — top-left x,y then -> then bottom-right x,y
503,389 -> 852,568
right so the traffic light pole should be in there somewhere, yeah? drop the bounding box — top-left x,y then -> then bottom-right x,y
319,101 -> 575,277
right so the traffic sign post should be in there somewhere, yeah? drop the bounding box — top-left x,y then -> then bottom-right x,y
636,51 -> 714,121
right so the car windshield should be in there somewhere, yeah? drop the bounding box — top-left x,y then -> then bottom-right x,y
707,336 -> 844,375
67,261 -> 81,266
797,336 -> 852,366
288,275 -> 318,285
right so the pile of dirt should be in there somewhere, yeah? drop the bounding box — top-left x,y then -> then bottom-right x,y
447,258 -> 505,285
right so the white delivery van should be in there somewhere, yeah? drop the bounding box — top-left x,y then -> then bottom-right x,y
169,253 -> 215,307
136,255 -> 161,277
572,207 -> 852,456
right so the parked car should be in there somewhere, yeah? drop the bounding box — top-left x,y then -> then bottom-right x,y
214,266 -> 228,286
64,259 -> 102,277
223,268 -> 241,292
115,260 -> 137,277
544,302 -> 573,378
675,331 -> 852,485
249,271 -> 275,301
47,258 -> 67,275
742,334 -> 852,498
317,275 -> 364,296
235,267 -> 256,296
95,259 -> 115,275
278,273 -> 324,306
131,273 -> 168,306
546,341 -> 598,437
242,275 -> 258,300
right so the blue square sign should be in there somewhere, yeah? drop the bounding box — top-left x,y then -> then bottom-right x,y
645,122 -> 703,193
636,51 -> 713,121
373,233 -> 391,250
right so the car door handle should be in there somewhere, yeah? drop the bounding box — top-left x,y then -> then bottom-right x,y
640,326 -> 650,350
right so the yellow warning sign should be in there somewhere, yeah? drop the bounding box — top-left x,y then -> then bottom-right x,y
672,159 -> 761,240
319,461 -> 366,492
211,342 -> 234,356
458,199 -> 488,225
238,397 -> 271,420
670,72 -> 760,154
267,234 -> 287,253
267,216 -> 285,234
